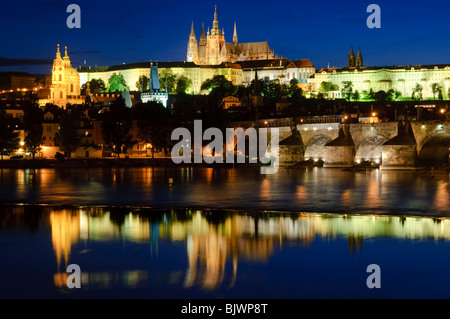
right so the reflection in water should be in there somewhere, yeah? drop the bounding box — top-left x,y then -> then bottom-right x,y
3,205 -> 450,297
1,167 -> 450,215
8,206 -> 446,292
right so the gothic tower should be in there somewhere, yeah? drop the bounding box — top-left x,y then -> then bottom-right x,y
199,23 -> 206,46
206,5 -> 225,65
233,21 -> 238,46
348,47 -> 356,68
187,21 -> 198,63
356,48 -> 363,68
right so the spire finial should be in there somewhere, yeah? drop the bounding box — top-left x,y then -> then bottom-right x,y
233,21 -> 238,45
56,44 -> 61,58
64,46 -> 68,57
190,21 -> 195,36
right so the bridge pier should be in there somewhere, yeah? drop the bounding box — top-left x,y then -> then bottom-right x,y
381,121 -> 417,170
324,125 -> 355,168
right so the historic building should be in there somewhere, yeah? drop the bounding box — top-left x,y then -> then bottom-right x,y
39,45 -> 83,107
311,48 -> 450,99
141,64 -> 169,107
187,6 -> 275,65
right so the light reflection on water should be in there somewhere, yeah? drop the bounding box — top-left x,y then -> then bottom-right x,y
2,206 -> 450,298
0,167 -> 449,216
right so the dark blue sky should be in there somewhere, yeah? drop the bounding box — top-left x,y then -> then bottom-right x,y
1,0 -> 450,74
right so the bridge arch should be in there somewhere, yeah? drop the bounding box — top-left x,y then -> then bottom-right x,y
418,133 -> 450,165
355,134 -> 389,164
304,134 -> 332,161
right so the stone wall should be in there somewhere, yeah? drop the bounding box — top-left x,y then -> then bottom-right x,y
381,145 -> 417,169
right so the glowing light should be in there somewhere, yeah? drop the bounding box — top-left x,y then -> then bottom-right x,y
20,141 -> 25,146
372,112 -> 376,117
440,108 -> 446,114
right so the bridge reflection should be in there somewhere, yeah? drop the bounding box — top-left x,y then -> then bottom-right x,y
1,206 -> 449,291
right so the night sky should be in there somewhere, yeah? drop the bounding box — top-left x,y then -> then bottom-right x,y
1,0 -> 450,75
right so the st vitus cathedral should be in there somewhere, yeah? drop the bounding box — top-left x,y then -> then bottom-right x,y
187,6 -> 275,65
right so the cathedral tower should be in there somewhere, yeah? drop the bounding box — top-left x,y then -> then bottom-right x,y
356,48 -> 363,68
233,21 -> 238,45
187,21 -> 198,63
348,47 -> 356,68
206,5 -> 225,65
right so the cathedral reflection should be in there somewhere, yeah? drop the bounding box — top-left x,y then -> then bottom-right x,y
5,206 -> 447,291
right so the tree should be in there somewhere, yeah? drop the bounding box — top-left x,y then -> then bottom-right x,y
159,70 -> 177,94
318,81 -> 335,93
412,83 -> 423,101
136,101 -> 172,157
373,90 -> 391,102
431,83 -> 442,100
81,79 -> 106,95
0,110 -> 20,160
176,75 -> 193,94
107,73 -> 128,92
55,109 -> 81,157
136,75 -> 149,92
23,102 -> 43,159
201,75 -> 235,107
101,97 -> 135,157
351,90 -> 360,101
341,81 -> 353,101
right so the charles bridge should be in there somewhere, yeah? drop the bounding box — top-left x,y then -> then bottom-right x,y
231,117 -> 450,168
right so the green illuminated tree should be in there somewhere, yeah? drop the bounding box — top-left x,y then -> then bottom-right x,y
431,83 -> 442,100
176,75 -> 193,94
159,70 -> 177,94
412,83 -> 423,101
107,73 -> 129,92
341,81 -> 353,101
136,75 -> 149,92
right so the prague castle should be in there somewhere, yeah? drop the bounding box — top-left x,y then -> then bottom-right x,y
187,6 -> 274,65
311,48 -> 450,100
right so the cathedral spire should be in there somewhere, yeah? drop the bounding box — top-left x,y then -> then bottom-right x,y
199,23 -> 206,45
211,5 -> 220,35
233,21 -> 238,45
190,21 -> 195,36
348,47 -> 356,68
56,44 -> 61,59
356,48 -> 363,68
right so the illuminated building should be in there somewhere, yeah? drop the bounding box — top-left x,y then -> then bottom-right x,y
0,72 -> 35,90
39,44 -> 83,107
141,64 -> 169,107
311,48 -> 450,99
187,6 -> 275,65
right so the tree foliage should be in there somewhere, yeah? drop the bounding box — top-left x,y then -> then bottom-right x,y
81,78 -> 106,95
136,101 -> 172,157
136,75 -> 149,92
23,102 -> 43,159
0,110 -> 20,160
101,98 -> 135,157
55,108 -> 81,155
107,73 -> 129,92
159,70 -> 177,94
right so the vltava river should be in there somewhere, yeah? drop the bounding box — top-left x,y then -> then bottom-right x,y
0,167 -> 449,216
1,167 -> 450,298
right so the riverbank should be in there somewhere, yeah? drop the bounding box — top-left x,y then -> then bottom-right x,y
0,158 -> 267,169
